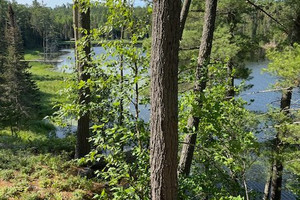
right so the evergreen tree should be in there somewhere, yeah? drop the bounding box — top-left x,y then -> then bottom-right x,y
0,5 -> 38,134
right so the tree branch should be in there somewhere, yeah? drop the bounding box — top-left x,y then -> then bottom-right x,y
246,0 -> 289,34
190,9 -> 205,13
180,46 -> 200,51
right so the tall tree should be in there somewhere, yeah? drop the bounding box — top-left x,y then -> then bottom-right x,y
0,4 -> 37,133
270,88 -> 292,200
150,0 -> 181,199
179,0 -> 192,39
0,1 -> 6,69
74,0 -> 91,158
30,0 -> 53,60
265,43 -> 300,200
178,0 -> 218,176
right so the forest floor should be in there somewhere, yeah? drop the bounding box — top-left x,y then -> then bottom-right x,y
0,50 -> 104,200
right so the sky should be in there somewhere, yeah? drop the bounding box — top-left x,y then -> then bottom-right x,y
14,0 -> 146,8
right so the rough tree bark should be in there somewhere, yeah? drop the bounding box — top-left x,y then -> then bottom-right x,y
74,0 -> 91,159
270,88 -> 293,200
150,0 -> 181,199
178,0 -> 218,176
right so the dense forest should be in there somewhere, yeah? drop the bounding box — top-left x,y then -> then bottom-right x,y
0,0 -> 299,199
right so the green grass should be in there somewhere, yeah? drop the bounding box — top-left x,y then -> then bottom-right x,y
0,49 -> 104,200
24,49 -> 44,60
29,62 -> 69,116
0,146 -> 103,200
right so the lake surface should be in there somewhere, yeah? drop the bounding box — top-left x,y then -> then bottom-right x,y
236,61 -> 300,113
56,47 -> 107,73
55,47 -> 299,135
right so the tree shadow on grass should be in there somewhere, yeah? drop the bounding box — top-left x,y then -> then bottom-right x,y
35,90 -> 60,117
0,129 -> 75,156
31,73 -> 65,82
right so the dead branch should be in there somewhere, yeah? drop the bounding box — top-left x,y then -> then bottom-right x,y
246,0 -> 289,34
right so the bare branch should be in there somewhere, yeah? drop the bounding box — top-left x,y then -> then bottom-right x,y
246,0 -> 289,34
240,87 -> 293,96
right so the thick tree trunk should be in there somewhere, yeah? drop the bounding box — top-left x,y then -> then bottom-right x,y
270,88 -> 292,200
150,0 -> 181,199
179,0 -> 192,39
74,0 -> 91,159
178,0 -> 218,176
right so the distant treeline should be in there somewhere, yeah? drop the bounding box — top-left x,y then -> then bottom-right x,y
0,0 -> 150,50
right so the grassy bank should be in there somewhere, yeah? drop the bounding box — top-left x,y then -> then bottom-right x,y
0,50 -> 102,200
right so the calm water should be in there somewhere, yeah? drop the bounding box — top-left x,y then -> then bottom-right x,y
56,47 -> 107,73
236,61 -> 300,112
55,47 -> 299,124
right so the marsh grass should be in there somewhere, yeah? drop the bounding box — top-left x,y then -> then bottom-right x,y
0,50 -> 104,200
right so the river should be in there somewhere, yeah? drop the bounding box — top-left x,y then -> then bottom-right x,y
56,47 -> 300,112
54,47 -> 300,135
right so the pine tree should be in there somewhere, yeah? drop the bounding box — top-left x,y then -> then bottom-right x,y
0,5 -> 38,133
0,0 -> 7,72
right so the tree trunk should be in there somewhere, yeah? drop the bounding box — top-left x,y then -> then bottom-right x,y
226,11 -> 237,99
73,2 -> 79,67
226,59 -> 235,98
251,11 -> 258,40
270,158 -> 283,200
179,0 -> 192,39
134,62 -> 142,149
150,0 -> 181,199
178,0 -> 218,176
74,0 -> 91,159
119,0 -> 127,126
43,31 -> 46,61
119,26 -> 124,126
263,165 -> 273,200
270,88 -> 292,200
